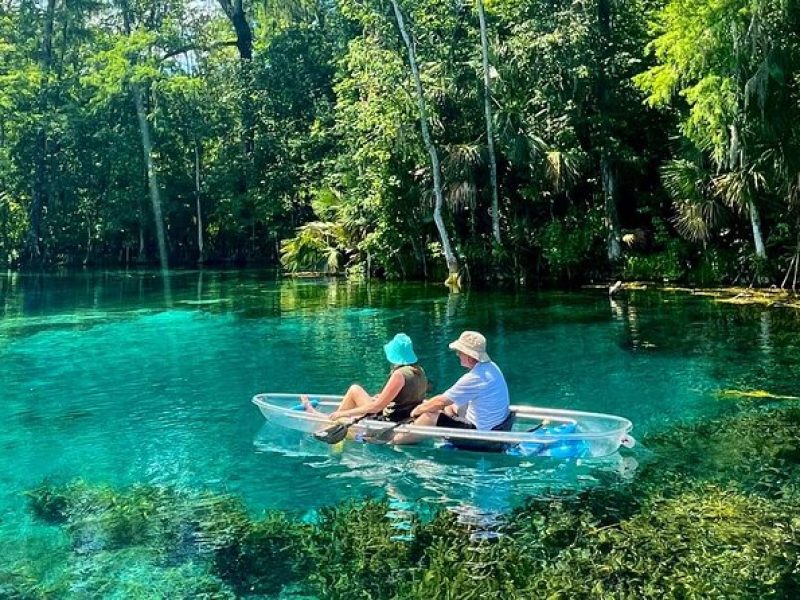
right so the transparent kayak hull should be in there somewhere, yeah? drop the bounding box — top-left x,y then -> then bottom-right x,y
252,393 -> 635,458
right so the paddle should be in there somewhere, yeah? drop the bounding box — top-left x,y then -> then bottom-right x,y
313,413 -> 371,444
362,416 -> 416,444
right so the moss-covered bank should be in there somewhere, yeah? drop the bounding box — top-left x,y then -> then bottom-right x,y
5,404 -> 800,599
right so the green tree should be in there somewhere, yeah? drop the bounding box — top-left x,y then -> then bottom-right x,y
636,0 -> 800,268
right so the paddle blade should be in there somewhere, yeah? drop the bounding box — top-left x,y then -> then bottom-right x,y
313,422 -> 349,444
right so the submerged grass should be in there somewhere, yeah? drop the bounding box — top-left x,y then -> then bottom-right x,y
8,404 -> 800,598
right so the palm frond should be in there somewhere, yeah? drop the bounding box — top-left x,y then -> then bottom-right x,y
446,180 -> 477,210
790,173 -> 800,207
663,159 -> 724,243
310,187 -> 343,222
326,246 -> 340,272
672,198 -> 725,243
443,143 -> 483,177
279,220 -> 346,273
711,166 -> 766,213
544,150 -> 581,193
527,133 -> 549,160
662,159 -> 709,200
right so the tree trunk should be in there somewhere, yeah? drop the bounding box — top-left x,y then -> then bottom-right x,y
601,151 -> 622,263
83,223 -> 92,266
477,0 -> 500,247
729,125 -> 766,262
390,0 -> 459,284
216,0 -> 252,60
748,201 -> 767,259
596,0 -> 622,266
1,195 -> 8,265
121,2 -> 169,274
25,0 -> 56,266
217,0 -> 255,160
194,141 -> 204,264
132,87 -> 169,273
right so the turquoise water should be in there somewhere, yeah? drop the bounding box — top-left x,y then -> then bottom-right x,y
2,271 -> 799,550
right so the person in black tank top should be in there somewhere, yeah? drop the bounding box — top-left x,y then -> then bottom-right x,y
301,333 -> 427,423
380,363 -> 428,422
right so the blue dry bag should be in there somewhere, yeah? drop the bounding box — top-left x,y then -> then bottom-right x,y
508,422 -> 589,458
291,398 -> 319,411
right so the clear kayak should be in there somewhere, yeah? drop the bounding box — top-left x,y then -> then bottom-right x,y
252,393 -> 636,458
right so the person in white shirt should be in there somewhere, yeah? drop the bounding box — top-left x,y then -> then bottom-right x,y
394,331 -> 511,446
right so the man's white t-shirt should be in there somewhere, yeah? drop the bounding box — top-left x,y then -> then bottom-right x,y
443,361 -> 510,430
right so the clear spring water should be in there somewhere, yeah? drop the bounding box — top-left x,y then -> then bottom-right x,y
1,270 -> 798,549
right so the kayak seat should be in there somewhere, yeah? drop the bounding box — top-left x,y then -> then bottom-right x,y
447,411 -> 516,453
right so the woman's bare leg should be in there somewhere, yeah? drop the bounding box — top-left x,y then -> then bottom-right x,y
303,385 -> 372,417
392,411 -> 439,445
337,384 -> 372,412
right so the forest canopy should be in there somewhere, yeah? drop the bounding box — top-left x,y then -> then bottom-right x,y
0,0 -> 798,285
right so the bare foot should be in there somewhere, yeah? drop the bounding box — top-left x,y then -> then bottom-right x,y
300,395 -> 318,414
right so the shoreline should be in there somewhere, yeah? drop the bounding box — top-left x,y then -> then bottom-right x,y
585,281 -> 800,310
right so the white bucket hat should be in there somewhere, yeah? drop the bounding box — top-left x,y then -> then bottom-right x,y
448,330 -> 490,363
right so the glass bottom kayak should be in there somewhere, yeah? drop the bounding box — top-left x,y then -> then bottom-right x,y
252,393 -> 635,458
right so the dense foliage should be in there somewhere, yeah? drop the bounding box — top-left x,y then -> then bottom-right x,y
5,402 -> 800,598
1,0 -> 798,284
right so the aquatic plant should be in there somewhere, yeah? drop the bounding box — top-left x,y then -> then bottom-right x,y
26,480 -> 75,525
26,481 -> 312,597
60,549 -> 234,599
306,499 -> 412,599
640,406 -> 800,495
21,404 -> 800,599
524,486 -> 800,598
212,513 -> 312,596
0,566 -> 44,600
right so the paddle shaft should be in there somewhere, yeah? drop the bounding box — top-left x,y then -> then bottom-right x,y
313,412 -> 372,444
365,416 -> 416,443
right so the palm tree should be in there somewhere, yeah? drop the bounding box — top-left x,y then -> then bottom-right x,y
280,221 -> 346,274
662,159 -> 719,243
664,157 -> 767,260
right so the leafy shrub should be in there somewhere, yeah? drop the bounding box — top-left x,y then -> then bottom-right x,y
688,246 -> 738,286
623,219 -> 689,282
537,209 -> 604,281
623,246 -> 686,282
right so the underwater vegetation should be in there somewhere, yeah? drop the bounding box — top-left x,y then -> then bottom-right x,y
6,405 -> 800,599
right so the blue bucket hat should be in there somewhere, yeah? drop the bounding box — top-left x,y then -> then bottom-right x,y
383,333 -> 418,366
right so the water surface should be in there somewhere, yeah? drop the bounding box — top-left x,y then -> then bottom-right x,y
1,270 -> 798,548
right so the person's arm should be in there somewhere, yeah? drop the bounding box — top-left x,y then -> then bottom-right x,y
330,370 -> 405,419
410,393 -> 453,418
412,371 -> 477,419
